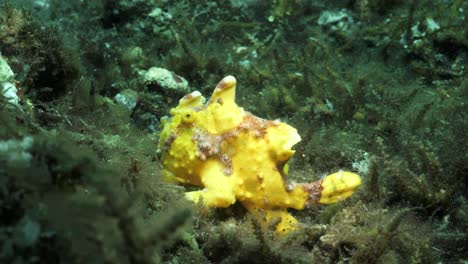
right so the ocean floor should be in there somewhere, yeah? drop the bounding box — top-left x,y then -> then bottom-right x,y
0,1 -> 467,263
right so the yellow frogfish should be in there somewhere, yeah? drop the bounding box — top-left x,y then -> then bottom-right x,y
157,75 -> 362,233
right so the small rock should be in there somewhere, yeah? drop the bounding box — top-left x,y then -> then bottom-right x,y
0,55 -> 14,82
425,17 -> 440,33
0,136 -> 34,165
33,0 -> 50,10
114,89 -> 138,110
148,7 -> 173,21
1,82 -> 20,106
318,9 -> 354,34
0,55 -> 20,106
143,67 -> 189,94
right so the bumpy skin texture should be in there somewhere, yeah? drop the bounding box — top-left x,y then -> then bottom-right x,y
158,76 -> 361,233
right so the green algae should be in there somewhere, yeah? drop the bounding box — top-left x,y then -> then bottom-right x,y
0,0 -> 467,263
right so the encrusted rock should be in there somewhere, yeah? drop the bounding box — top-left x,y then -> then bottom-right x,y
0,55 -> 20,106
143,67 -> 188,94
114,89 -> 138,110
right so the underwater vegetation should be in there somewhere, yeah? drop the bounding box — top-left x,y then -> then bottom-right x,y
0,0 -> 467,263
